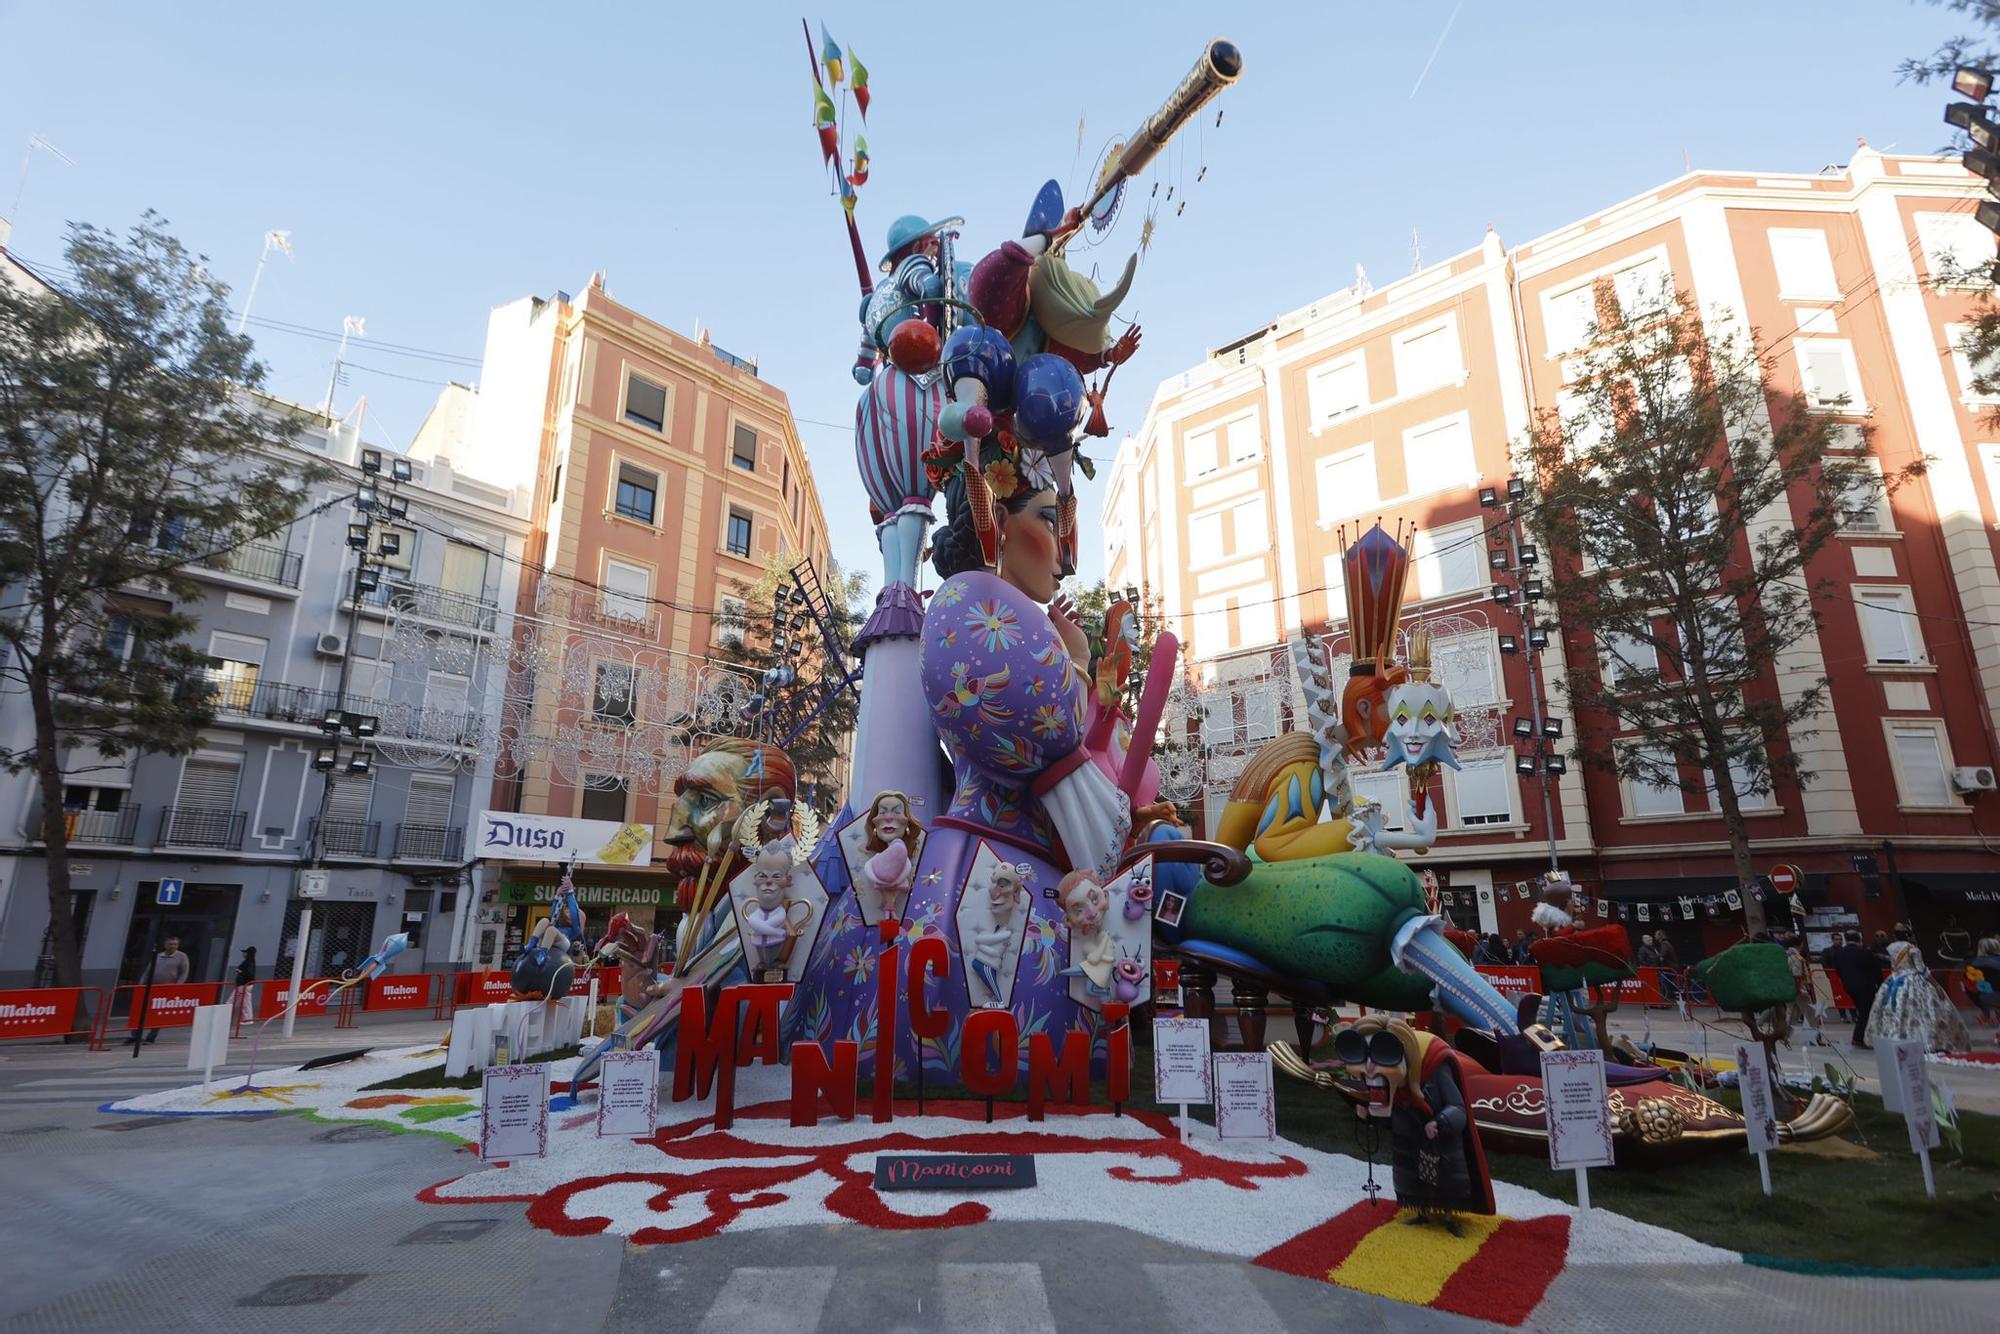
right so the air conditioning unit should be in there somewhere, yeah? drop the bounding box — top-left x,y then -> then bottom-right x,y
314,633 -> 346,658
1951,766 -> 1997,795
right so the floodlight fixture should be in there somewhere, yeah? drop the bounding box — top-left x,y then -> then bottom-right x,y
346,751 -> 372,776
1541,718 -> 1565,739
312,747 -> 339,772
1528,628 -> 1550,650
1490,584 -> 1513,606
385,495 -> 409,519
360,448 -> 383,474
1513,717 -> 1535,738
1498,634 -> 1520,654
1478,486 -> 1500,508
1507,477 -> 1526,501
1519,544 -> 1539,566
354,565 -> 381,593
1489,549 -> 1509,570
354,484 -> 378,512
1515,754 -> 1537,776
1543,754 -> 1569,777
346,523 -> 370,549
1955,65 -> 1995,101
390,458 -> 413,483
319,709 -> 344,734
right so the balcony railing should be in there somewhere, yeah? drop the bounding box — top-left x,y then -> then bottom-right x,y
711,344 -> 759,377
202,675 -> 484,748
311,818 -> 381,857
358,579 -> 499,632
192,539 -> 303,589
159,806 -> 246,849
24,805 -> 144,846
395,823 -> 463,862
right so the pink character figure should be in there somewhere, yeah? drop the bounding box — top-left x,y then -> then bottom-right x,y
968,862 -> 1029,1007
1113,958 -> 1147,1005
741,849 -> 797,981
859,790 -> 922,919
1123,879 -> 1154,923
1056,869 -> 1117,999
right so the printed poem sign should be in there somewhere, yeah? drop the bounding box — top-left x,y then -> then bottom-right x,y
1891,1040 -> 1940,1153
1212,1051 -> 1276,1141
1734,1042 -> 1779,1154
1540,1048 -> 1614,1170
1152,1017 -> 1214,1104
595,1048 -> 661,1139
479,1063 -> 550,1163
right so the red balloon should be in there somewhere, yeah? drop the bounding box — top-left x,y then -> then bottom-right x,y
963,403 -> 994,439
888,318 -> 941,375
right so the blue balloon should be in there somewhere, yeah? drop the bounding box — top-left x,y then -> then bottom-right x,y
940,324 -> 1017,411
1011,354 -> 1086,452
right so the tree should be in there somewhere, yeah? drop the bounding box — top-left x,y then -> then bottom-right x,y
710,552 -> 869,803
0,215 -> 320,987
1521,289 -> 1915,933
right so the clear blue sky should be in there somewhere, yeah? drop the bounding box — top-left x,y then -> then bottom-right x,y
0,2 -> 1970,591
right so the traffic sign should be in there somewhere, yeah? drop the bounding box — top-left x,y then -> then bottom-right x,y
1769,864 -> 1802,895
156,878 -> 183,906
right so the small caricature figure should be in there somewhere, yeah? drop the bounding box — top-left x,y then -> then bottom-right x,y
1056,869 -> 1117,998
859,790 -> 923,920
968,862 -> 1029,1007
1328,1016 -> 1494,1235
741,848 -> 797,981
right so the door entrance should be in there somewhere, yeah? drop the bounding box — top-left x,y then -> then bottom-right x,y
276,900 -> 375,980
119,882 -> 240,988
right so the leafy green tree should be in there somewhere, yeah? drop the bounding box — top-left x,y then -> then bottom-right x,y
1522,292 -> 1916,932
0,215 -> 320,986
711,553 -> 869,803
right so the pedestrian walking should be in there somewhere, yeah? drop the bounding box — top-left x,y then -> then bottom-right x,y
1824,930 -> 1884,1050
131,935 -> 189,1046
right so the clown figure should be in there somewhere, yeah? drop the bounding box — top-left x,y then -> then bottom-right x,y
968,861 -> 1029,1007
1330,1017 -> 1495,1236
1056,870 -> 1118,999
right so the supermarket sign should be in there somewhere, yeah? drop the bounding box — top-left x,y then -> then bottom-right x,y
501,881 -> 674,907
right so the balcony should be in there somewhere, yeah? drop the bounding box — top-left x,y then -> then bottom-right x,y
22,805 -> 144,846
310,818 -> 381,858
207,676 -> 343,728
395,823 -> 463,863
158,806 -> 246,850
191,539 -> 303,589
355,579 -> 499,633
711,343 -> 759,378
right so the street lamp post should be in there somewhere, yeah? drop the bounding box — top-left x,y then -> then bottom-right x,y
1483,479 -> 1564,875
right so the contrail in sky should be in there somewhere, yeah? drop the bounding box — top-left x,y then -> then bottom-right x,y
1409,0 -> 1466,99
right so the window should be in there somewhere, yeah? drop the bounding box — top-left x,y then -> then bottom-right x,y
1947,323 -> 2000,403
406,774 -> 453,829
1555,387 -> 1609,458
580,774 -> 629,823
1237,596 -> 1277,649
1855,587 -> 1922,665
732,424 -> 758,471
1693,598 -> 1746,675
1323,554 -> 1347,623
1916,211 -> 1994,286
1798,339 -> 1866,413
1190,595 -> 1232,660
1393,318 -> 1462,397
1184,427 -> 1219,479
1402,414 -> 1477,491
1602,629 -> 1658,688
1704,747 -> 1771,813
1433,629 -> 1498,708
1188,510 -> 1225,561
1307,356 -> 1368,425
1450,753 -> 1513,826
326,771 -> 374,826
1888,722 -> 1956,807
1544,284 -> 1599,355
592,662 -> 636,725
1315,446 -> 1378,524
425,671 -> 470,727
615,462 -> 659,523
64,784 -> 126,812
175,756 -> 241,812
1241,681 -> 1280,742
601,557 -> 651,623
1222,415 -> 1259,465
1611,255 -> 1673,321
440,541 -> 487,599
625,374 -> 667,431
1412,518 -> 1484,599
1231,499 -> 1268,556
1835,459 -> 1891,533
1625,744 -> 1683,817
1351,770 -> 1407,830
205,632 -> 264,711
715,595 -> 748,644
1768,229 -> 1840,301
726,508 -> 753,557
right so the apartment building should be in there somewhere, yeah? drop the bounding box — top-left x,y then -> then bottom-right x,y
458,277 -> 833,950
0,252 -> 532,989
1104,148 -> 2000,959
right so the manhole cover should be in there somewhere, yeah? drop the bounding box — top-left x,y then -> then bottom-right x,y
398,1218 -> 501,1245
96,1116 -> 180,1132
315,1123 -> 395,1144
238,1273 -> 366,1306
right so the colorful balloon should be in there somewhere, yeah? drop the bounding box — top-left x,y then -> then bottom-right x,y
888,318 -> 941,375
941,324 -> 1017,410
1011,353 -> 1087,452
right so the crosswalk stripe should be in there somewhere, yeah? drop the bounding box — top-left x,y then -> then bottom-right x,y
695,1266 -> 836,1334
1143,1263 -> 1290,1334
939,1263 -> 1056,1334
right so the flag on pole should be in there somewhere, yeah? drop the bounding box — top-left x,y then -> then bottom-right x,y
813,85 -> 838,164
266,229 -> 293,258
846,136 -> 870,187
839,174 -> 857,214
342,315 -> 366,337
850,49 -> 870,117
820,23 -> 844,86
28,133 -> 76,166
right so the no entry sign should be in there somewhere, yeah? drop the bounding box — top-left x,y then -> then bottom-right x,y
1769,864 -> 1802,895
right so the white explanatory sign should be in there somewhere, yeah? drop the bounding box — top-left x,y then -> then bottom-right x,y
1212,1052 -> 1277,1141
595,1048 -> 661,1139
1891,1041 -> 1939,1154
1540,1048 -> 1614,1171
479,1063 -> 550,1163
1734,1040 -> 1779,1197
476,811 -> 655,867
1152,1017 -> 1214,1104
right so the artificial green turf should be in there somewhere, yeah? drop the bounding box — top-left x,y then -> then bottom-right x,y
357,1044 -> 581,1092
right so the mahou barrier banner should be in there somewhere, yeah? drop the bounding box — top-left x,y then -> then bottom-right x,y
1474,965 -> 1542,996
126,984 -> 219,1029
457,972 -> 517,1005
257,981 -> 334,1020
365,976 -> 432,1012
0,987 -> 84,1038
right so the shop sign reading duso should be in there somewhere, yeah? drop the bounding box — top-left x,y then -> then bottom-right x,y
476,812 -> 655,867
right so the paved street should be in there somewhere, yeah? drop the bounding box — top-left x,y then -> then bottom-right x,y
3,1010 -> 1997,1332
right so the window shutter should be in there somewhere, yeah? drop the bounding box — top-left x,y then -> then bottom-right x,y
441,542 -> 486,598
176,758 -> 240,810
406,776 -> 454,827
327,774 -> 374,824
1453,756 -> 1512,824
1893,730 -> 1951,806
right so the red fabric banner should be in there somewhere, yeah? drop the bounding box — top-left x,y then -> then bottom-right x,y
257,980 -> 335,1019
0,987 -> 85,1039
364,975 -> 433,1011
125,983 -> 221,1029
1474,965 -> 1542,997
